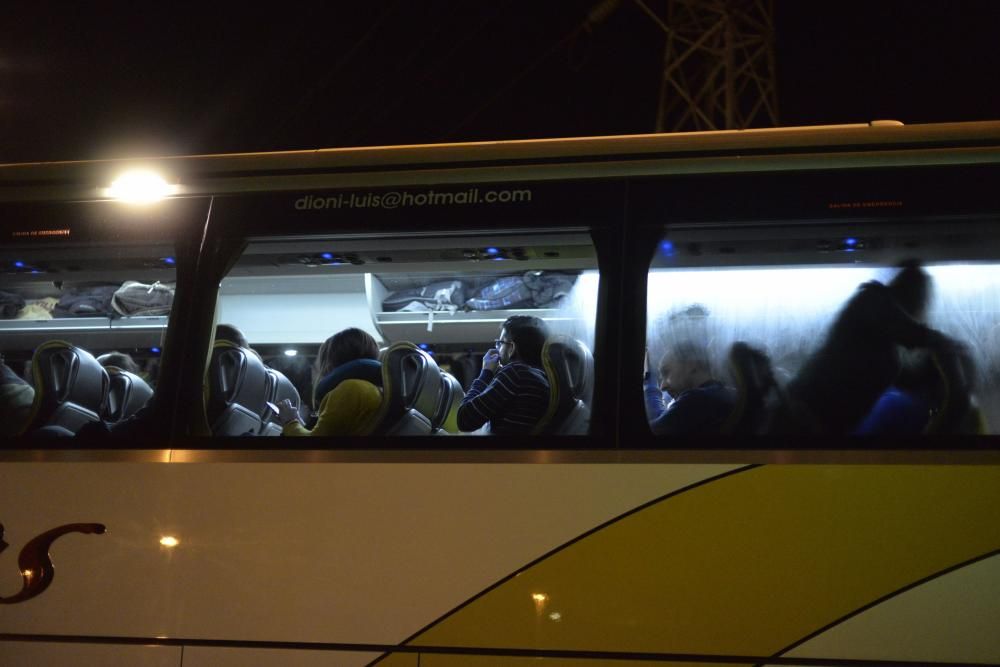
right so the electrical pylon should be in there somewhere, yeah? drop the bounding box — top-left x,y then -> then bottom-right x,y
638,0 -> 779,131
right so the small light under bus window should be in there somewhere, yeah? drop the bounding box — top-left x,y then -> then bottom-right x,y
106,170 -> 176,203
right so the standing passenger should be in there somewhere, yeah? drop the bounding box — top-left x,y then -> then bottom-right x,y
784,260 -> 954,434
457,315 -> 550,435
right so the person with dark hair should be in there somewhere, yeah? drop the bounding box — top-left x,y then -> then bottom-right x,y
215,323 -> 249,349
1,352 -> 34,437
644,341 -> 736,435
276,327 -> 382,436
96,351 -> 141,375
783,260 -> 956,434
457,315 -> 551,435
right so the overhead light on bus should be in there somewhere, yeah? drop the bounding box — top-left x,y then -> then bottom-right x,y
14,261 -> 25,268
159,536 -> 180,548
284,349 -> 298,356
106,170 -> 176,203
485,247 -> 500,255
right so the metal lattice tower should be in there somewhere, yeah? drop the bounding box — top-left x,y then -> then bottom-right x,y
637,0 -> 778,131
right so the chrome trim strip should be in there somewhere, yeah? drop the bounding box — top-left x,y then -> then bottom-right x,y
0,449 -> 998,464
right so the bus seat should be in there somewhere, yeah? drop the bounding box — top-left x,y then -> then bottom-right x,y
103,367 -> 154,424
532,336 -> 593,435
206,340 -> 269,436
432,371 -> 465,434
364,342 -> 441,436
925,346 -> 984,435
21,340 -> 109,435
722,341 -> 776,435
259,368 -> 302,436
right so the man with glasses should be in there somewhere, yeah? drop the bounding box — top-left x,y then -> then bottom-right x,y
457,315 -> 551,435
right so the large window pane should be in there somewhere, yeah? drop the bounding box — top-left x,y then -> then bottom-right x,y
208,232 -> 598,438
1,228 -> 177,438
645,220 -> 1000,438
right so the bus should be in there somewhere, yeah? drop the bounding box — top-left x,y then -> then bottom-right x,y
1,121 -> 999,666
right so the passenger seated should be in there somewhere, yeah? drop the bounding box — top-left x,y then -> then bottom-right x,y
276,328 -> 382,436
783,259 -> 957,434
97,351 -> 142,375
644,341 -> 736,435
1,352 -> 34,437
215,322 -> 249,349
456,315 -> 550,435
855,350 -> 938,435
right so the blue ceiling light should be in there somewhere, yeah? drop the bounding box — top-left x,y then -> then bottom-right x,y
150,347 -> 161,354
485,247 -> 500,255
321,252 -> 334,260
418,343 -> 429,350
844,237 -> 858,247
14,261 -> 25,268
660,240 -> 675,256
163,256 -> 176,265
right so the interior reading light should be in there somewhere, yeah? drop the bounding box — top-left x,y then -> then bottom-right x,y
107,170 -> 175,203
159,536 -> 179,548
284,349 -> 298,357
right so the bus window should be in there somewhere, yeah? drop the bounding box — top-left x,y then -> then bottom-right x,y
0,230 -> 178,438
209,232 -> 598,438
645,220 -> 1000,439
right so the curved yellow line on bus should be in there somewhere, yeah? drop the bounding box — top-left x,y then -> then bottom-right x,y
382,465 -> 1000,666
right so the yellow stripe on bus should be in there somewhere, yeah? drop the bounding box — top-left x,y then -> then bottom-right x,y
381,465 -> 1000,666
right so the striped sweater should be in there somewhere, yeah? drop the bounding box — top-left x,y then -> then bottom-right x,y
457,362 -> 550,435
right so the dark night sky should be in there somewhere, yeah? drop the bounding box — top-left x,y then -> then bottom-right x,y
1,1 -> 998,163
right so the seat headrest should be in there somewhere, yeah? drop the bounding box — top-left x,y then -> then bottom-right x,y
433,371 -> 465,433
382,342 -> 443,419
728,342 -> 775,394
23,340 -> 109,434
267,368 -> 302,408
364,342 -> 441,435
206,340 -> 269,435
104,367 -> 154,423
926,345 -> 977,434
543,336 -> 594,405
533,336 -> 594,435
722,341 -> 775,435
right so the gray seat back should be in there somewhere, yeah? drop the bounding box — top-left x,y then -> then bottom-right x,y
259,368 -> 302,436
532,336 -> 593,435
206,341 -> 269,436
364,342 -> 441,436
23,340 -> 109,435
432,371 -> 465,434
104,367 -> 154,424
